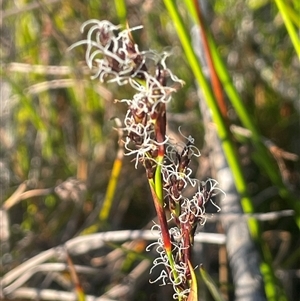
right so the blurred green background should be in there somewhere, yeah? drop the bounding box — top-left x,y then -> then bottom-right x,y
1,0 -> 299,300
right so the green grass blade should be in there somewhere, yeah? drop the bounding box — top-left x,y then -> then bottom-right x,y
200,266 -> 226,301
274,0 -> 300,58
114,0 -> 127,25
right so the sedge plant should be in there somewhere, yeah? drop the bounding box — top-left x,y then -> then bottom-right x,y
70,19 -> 224,300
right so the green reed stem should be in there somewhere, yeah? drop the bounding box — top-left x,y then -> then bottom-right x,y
274,0 -> 300,58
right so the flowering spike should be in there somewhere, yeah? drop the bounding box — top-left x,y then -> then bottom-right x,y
71,19 -> 223,300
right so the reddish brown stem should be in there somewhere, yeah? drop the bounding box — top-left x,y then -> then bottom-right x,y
149,183 -> 172,251
182,224 -> 193,279
193,0 -> 227,119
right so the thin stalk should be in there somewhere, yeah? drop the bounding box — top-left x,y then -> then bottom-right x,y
66,253 -> 86,301
148,181 -> 182,299
154,155 -> 164,204
99,148 -> 123,222
81,124 -> 124,234
114,0 -> 127,26
187,260 -> 198,301
191,0 -> 228,119
274,0 -> 300,58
